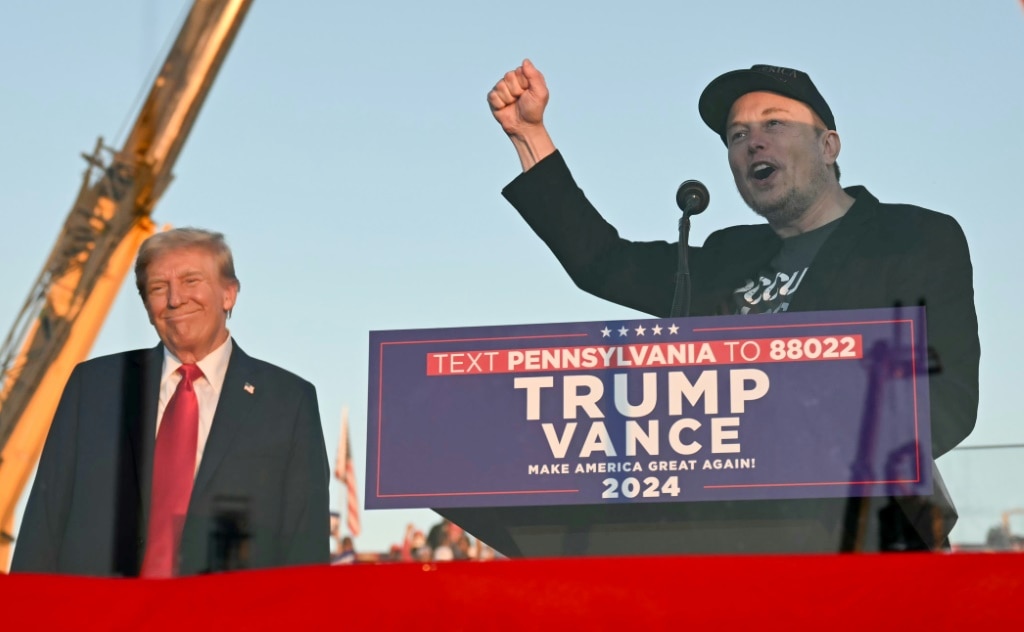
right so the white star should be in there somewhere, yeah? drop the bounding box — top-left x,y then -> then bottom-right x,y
652,325 -> 663,335
618,326 -> 629,337
601,327 -> 611,337
635,325 -> 646,336
668,324 -> 679,335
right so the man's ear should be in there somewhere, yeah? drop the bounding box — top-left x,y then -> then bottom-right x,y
222,281 -> 239,316
822,130 -> 841,167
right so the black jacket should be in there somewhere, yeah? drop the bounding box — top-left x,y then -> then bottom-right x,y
504,151 -> 979,459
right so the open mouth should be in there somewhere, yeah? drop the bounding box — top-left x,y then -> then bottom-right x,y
751,163 -> 776,181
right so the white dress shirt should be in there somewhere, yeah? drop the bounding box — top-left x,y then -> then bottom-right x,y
155,336 -> 233,477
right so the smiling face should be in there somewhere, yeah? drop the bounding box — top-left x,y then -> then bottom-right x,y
142,246 -> 238,364
726,91 -> 839,228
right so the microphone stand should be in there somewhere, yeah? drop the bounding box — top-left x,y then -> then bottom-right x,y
669,180 -> 708,318
669,214 -> 694,318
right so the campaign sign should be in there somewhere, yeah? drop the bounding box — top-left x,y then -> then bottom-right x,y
366,307 -> 932,510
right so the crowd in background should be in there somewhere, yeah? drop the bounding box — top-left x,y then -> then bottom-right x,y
330,517 -> 501,564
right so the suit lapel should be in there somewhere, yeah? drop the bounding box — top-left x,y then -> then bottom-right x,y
127,344 -> 163,523
789,187 -> 877,312
191,342 -> 260,500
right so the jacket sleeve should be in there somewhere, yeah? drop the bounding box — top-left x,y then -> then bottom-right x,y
10,366 -> 82,573
915,214 -> 980,457
502,151 -> 679,317
278,380 -> 330,566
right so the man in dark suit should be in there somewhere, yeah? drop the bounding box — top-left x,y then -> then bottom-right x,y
12,228 -> 329,576
486,61 -> 979,550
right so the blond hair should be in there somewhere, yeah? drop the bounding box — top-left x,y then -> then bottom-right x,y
134,227 -> 240,297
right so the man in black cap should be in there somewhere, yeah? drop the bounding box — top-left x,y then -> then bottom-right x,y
487,60 -> 979,551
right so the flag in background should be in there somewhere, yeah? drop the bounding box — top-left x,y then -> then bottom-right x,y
334,406 -> 361,537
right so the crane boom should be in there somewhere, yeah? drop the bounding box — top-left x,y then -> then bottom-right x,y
0,0 -> 253,571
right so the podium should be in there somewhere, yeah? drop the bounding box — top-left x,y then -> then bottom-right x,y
440,493 -> 949,557
371,308 -> 944,557
440,500 -> 847,557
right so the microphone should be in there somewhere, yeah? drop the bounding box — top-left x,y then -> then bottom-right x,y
669,179 -> 709,318
676,180 -> 710,216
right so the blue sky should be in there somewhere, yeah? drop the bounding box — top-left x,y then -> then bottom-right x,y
2,1 -> 1023,553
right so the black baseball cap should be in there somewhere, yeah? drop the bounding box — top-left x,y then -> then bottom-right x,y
698,64 -> 835,145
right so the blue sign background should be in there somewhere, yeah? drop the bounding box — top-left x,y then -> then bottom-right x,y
366,308 -> 932,509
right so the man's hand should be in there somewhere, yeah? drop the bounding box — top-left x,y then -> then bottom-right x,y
488,59 -> 556,171
488,59 -> 549,134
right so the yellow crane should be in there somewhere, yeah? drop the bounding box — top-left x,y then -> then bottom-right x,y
0,0 -> 253,572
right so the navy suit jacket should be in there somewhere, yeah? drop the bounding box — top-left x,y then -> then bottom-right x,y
12,341 -> 330,576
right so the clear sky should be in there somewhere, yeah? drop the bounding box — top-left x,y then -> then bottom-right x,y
2,1 -> 1023,554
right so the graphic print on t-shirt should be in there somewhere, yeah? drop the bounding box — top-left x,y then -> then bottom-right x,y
730,217 -> 841,315
733,268 -> 809,314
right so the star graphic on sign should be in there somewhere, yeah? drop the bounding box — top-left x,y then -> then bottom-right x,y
618,326 -> 629,337
668,324 -> 680,335
601,327 -> 611,337
635,325 -> 646,336
652,325 -> 663,335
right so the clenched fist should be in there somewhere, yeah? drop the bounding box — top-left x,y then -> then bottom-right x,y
488,59 -> 549,136
488,59 -> 555,170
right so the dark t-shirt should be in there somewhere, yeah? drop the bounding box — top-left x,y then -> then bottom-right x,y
731,219 -> 841,314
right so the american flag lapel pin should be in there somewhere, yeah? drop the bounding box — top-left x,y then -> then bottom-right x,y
244,382 -> 255,395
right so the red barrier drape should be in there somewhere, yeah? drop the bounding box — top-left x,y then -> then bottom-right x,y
4,552 -> 1023,629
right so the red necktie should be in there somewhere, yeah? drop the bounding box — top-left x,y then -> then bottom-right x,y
141,364 -> 203,578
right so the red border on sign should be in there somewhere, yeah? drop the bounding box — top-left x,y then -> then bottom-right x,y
372,317 -> 924,503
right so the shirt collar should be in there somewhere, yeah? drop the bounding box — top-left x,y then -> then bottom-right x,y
161,335 -> 233,396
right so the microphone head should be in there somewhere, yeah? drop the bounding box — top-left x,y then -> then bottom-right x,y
676,180 -> 710,216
